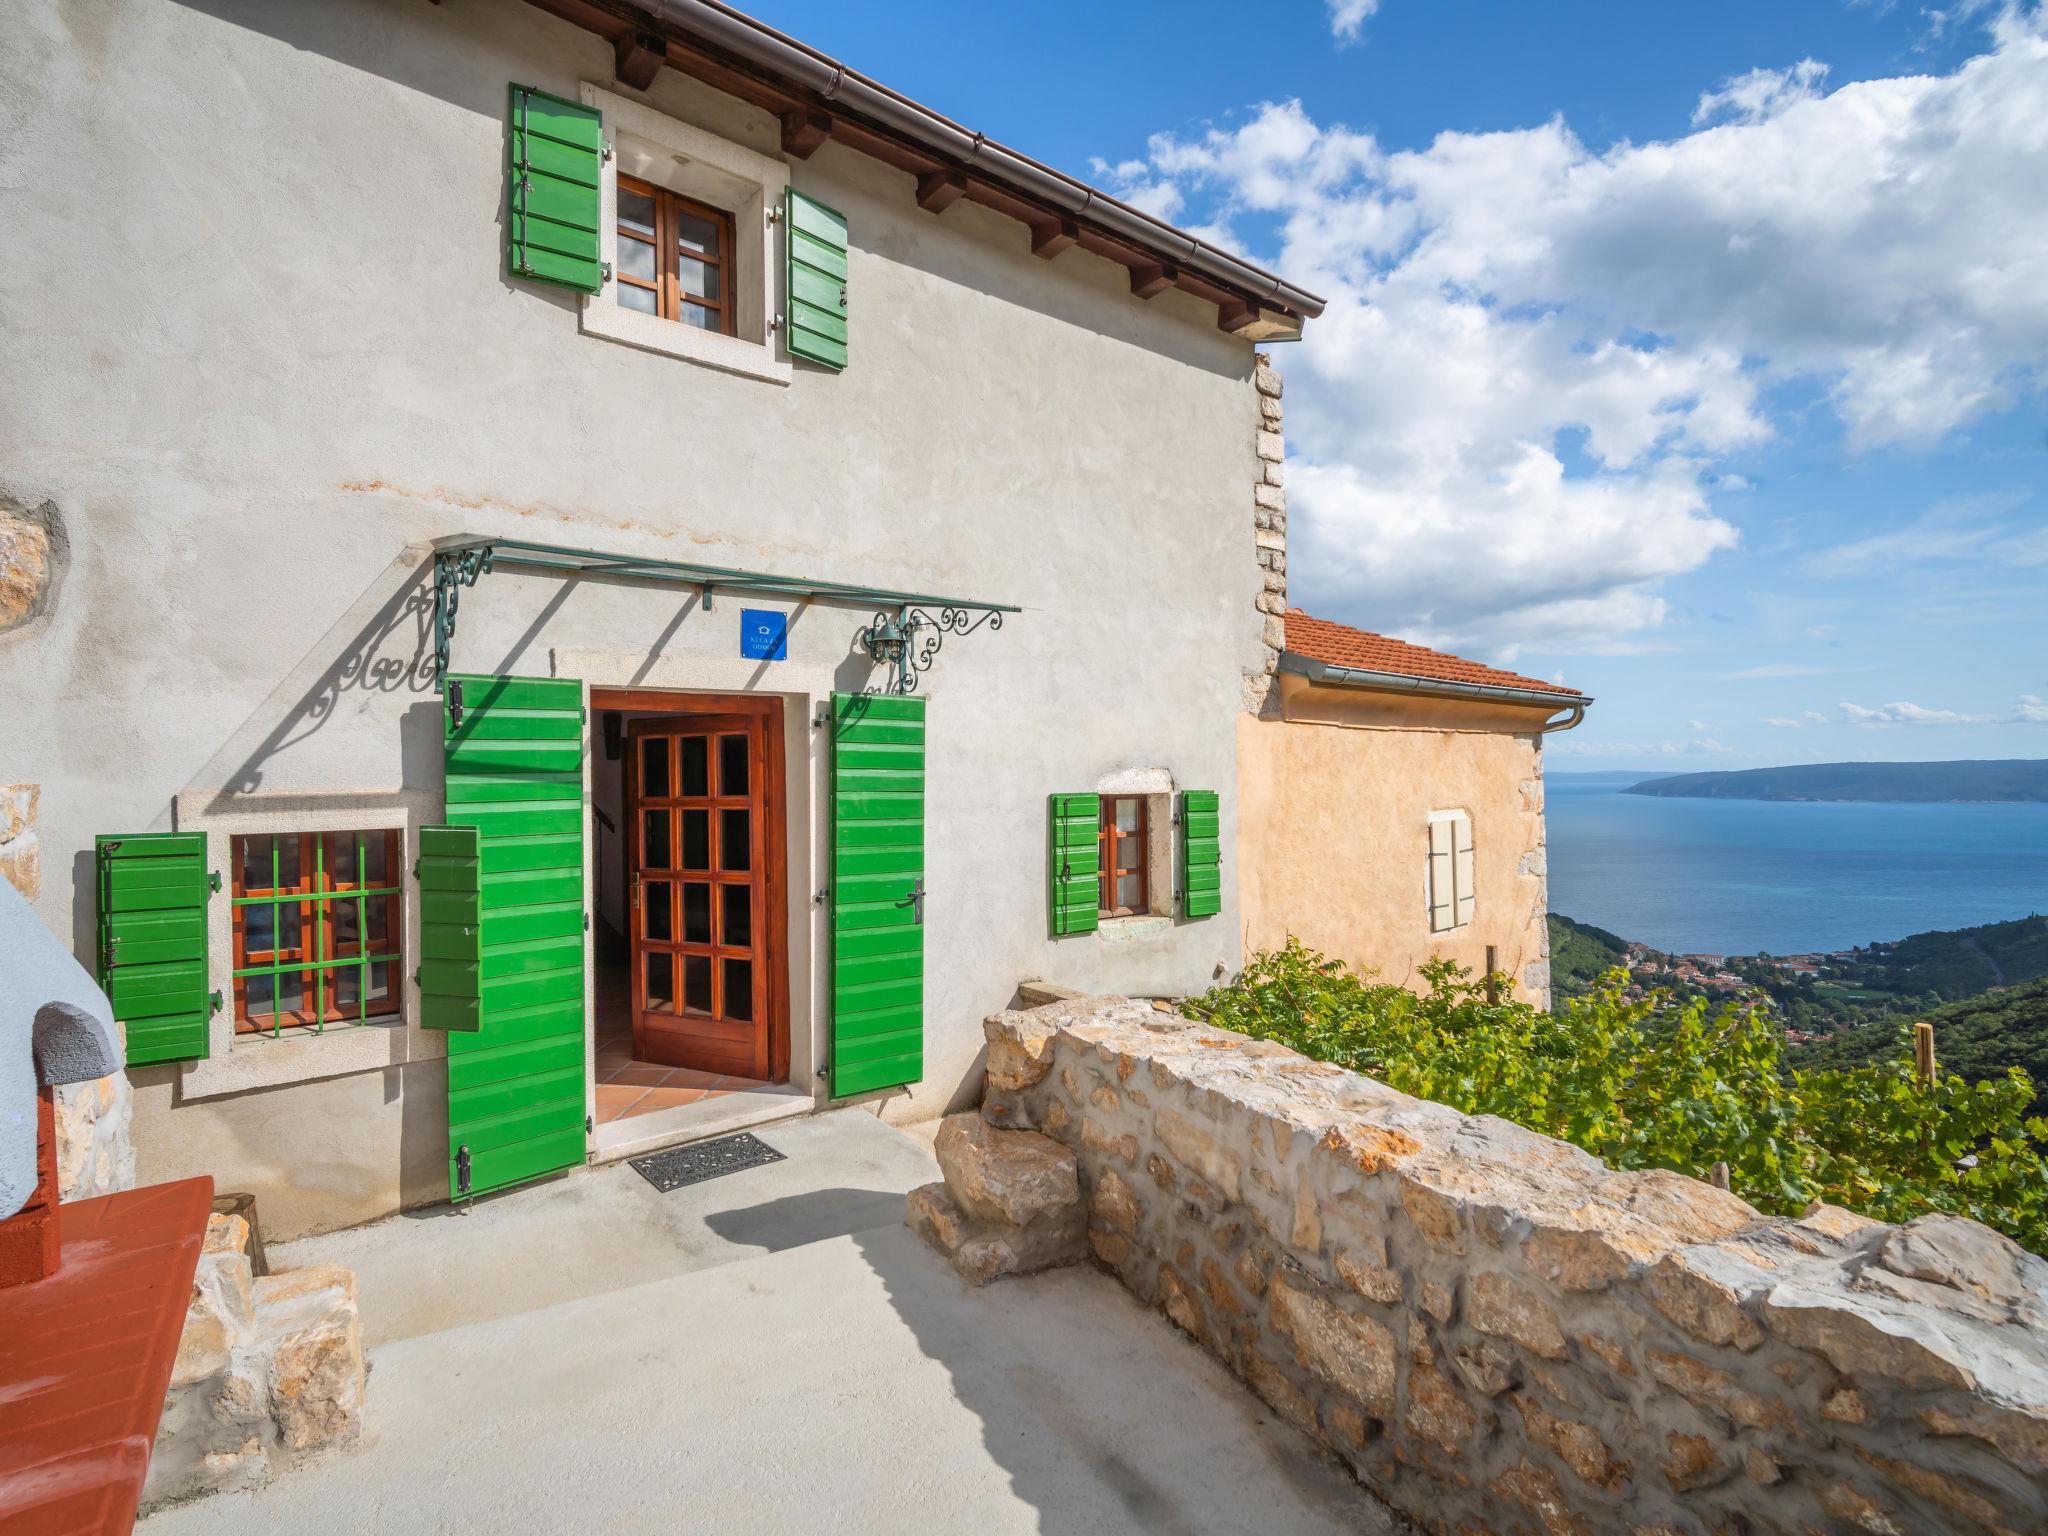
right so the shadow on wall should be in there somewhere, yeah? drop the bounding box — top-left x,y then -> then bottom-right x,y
704,1186 -> 1367,1536
190,551 -> 438,813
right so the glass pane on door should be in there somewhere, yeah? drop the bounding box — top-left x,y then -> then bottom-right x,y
680,736 -> 709,798
721,883 -> 751,948
644,880 -> 673,942
641,736 -> 671,798
642,810 -> 672,869
682,954 -> 712,1014
645,951 -> 674,1011
682,883 -> 712,945
719,809 -> 750,871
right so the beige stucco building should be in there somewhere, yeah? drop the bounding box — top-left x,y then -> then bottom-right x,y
1239,611 -> 1589,1007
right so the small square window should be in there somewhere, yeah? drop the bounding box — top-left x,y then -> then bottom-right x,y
232,831 -> 403,1034
1097,796 -> 1151,918
616,175 -> 736,336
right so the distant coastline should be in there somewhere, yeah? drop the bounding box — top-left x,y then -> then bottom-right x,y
1616,758 -> 2048,804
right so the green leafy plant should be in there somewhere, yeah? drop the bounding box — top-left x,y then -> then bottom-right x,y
1184,940 -> 2048,1255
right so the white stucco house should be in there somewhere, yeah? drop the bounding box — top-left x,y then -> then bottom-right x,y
0,0 -> 1318,1237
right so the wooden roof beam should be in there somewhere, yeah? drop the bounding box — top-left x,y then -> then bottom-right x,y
916,169 -> 969,214
1030,218 -> 1078,259
1130,263 -> 1179,301
613,30 -> 666,91
780,107 -> 832,160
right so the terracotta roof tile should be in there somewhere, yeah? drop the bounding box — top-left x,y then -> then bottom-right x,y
1282,610 -> 1583,699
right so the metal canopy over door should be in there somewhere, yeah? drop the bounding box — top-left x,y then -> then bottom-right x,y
440,674 -> 588,1201
626,713 -> 772,1078
828,692 -> 925,1097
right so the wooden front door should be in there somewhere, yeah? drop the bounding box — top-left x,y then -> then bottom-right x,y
627,713 -> 773,1077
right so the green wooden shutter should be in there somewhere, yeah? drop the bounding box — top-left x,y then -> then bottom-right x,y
416,824 -> 482,1033
1179,790 -> 1221,919
508,83 -> 605,295
1049,793 -> 1101,937
830,692 -> 923,1096
786,187 -> 849,370
442,674 -> 588,1201
94,832 -> 216,1067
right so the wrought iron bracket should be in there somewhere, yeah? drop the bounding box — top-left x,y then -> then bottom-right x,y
856,604 -> 1004,695
432,546 -> 495,689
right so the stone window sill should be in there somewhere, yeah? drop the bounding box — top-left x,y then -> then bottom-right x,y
1100,914 -> 1173,945
579,300 -> 792,386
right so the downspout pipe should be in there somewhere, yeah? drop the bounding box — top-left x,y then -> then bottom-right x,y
640,0 -> 1327,320
1276,652 -> 1591,733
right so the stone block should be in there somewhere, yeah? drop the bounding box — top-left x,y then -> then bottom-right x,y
1255,430 -> 1284,463
906,1178 -> 1086,1286
1254,362 -> 1283,399
1269,1267 -> 1396,1415
983,1008 -> 1061,1091
935,1113 -> 1078,1227
1468,1272 -> 1567,1359
254,1264 -> 365,1455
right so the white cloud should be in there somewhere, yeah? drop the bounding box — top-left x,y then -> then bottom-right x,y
1327,0 -> 1380,44
1761,716 -> 1805,727
1693,59 -> 1830,125
1839,696 -> 2048,725
1100,12 -> 2048,655
1806,491 -> 2044,575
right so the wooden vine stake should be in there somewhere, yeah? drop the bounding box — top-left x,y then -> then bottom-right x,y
1914,1020 -> 1936,1087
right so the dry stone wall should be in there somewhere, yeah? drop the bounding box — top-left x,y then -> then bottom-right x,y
916,994 -> 2048,1536
142,1212 -> 366,1510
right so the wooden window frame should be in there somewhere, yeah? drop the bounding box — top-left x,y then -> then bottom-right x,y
615,174 -> 736,335
230,831 -> 403,1035
1097,795 -> 1151,919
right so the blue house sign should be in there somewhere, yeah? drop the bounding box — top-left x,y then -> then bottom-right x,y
740,608 -> 789,661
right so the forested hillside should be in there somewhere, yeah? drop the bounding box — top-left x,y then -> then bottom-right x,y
1622,758 -> 2048,802
1788,977 -> 2048,1119
1548,913 -> 1628,993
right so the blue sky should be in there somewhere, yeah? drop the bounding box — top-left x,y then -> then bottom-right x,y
753,1 -> 2047,771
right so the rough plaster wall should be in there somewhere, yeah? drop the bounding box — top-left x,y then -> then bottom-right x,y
1237,699 -> 1552,1006
129,1060 -> 449,1242
1,0 -> 1265,1228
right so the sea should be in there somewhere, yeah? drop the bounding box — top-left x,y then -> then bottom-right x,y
1545,777 -> 2048,956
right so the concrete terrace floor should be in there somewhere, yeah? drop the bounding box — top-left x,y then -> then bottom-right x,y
141,1109 -> 1395,1536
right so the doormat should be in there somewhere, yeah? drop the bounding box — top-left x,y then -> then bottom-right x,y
629,1132 -> 787,1194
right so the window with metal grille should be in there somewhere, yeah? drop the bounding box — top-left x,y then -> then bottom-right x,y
615,175 -> 735,333
1097,796 -> 1151,918
231,832 -> 402,1035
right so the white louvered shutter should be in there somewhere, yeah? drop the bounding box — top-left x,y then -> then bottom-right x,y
1452,813 -> 1476,928
1427,817 -> 1454,932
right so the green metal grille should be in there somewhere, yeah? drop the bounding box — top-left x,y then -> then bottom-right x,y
231,832 -> 402,1036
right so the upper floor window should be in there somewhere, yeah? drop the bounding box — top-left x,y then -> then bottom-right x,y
615,176 -> 735,334
233,831 -> 402,1034
1098,795 -> 1151,918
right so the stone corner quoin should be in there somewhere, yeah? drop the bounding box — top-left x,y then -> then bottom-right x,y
908,993 -> 2048,1536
